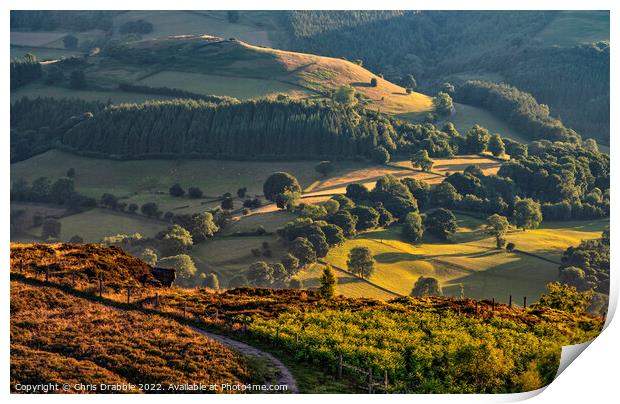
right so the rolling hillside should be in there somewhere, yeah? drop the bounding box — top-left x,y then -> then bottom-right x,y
9,243 -> 605,394
11,280 -> 257,393
13,35 -> 433,115
315,215 -> 608,302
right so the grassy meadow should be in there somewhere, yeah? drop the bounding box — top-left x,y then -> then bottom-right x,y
12,34 -> 434,116
10,31 -> 68,47
305,155 -> 502,197
139,70 -> 305,99
11,152 -> 505,281
314,214 -> 608,302
27,208 -> 168,243
10,46 -> 81,61
10,82 -> 175,104
441,102 -> 531,144
11,150 -> 328,199
190,235 -> 288,284
298,263 -> 399,300
112,10 -> 278,47
11,146 -> 605,302
536,11 -> 610,47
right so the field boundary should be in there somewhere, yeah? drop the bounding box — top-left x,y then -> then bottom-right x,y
513,249 -> 562,265
317,259 -> 404,298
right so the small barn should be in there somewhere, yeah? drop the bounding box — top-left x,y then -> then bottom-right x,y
150,267 -> 176,287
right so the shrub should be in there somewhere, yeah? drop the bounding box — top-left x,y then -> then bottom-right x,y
158,254 -> 197,287
169,183 -> 185,197
204,273 -> 220,289
68,235 -> 83,244
228,275 -> 248,288
288,277 -> 304,289
372,146 -> 390,164
188,187 -> 204,198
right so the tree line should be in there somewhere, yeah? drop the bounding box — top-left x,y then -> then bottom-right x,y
280,11 -> 608,142
10,10 -> 119,32
455,80 -> 579,142
117,83 -> 238,103
11,97 -> 106,163
10,54 -> 41,90
58,98 -> 415,160
10,96 -> 517,162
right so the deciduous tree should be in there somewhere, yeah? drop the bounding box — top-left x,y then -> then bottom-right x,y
347,247 -> 375,279
425,208 -> 457,240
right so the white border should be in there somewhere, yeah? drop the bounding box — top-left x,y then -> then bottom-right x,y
3,1 -> 616,403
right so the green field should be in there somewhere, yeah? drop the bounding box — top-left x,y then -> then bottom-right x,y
504,220 -> 610,262
317,214 -> 608,302
298,263 -> 398,300
220,211 -> 297,236
537,11 -> 610,47
10,29 -> 106,61
190,235 -> 288,286
10,46 -> 81,61
139,71 -> 303,99
112,10 -> 278,47
28,208 -> 168,243
13,150 -> 406,219
10,82 -> 174,104
11,151 -> 500,201
11,150 -> 327,201
442,102 -> 530,144
11,150 -> 502,249
11,145 -> 607,302
10,31 -> 68,47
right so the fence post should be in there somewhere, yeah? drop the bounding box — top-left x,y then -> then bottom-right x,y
384,370 -> 388,392
523,296 -> 527,308
368,368 -> 373,393
338,354 -> 343,379
155,292 -> 159,307
492,298 -> 495,311
509,295 -> 512,307
215,308 -> 219,321
183,302 -> 187,318
71,272 -> 76,286
99,279 -> 103,297
19,259 -> 23,273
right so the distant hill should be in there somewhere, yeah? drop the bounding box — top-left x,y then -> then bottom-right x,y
278,11 -> 610,143
10,11 -> 609,142
89,35 -> 433,115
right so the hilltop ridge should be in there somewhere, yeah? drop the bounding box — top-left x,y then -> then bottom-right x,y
86,35 -> 434,115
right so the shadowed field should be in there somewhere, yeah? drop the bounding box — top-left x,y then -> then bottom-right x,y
317,214 -> 608,302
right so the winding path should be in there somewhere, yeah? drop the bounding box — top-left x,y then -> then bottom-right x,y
190,326 -> 299,393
